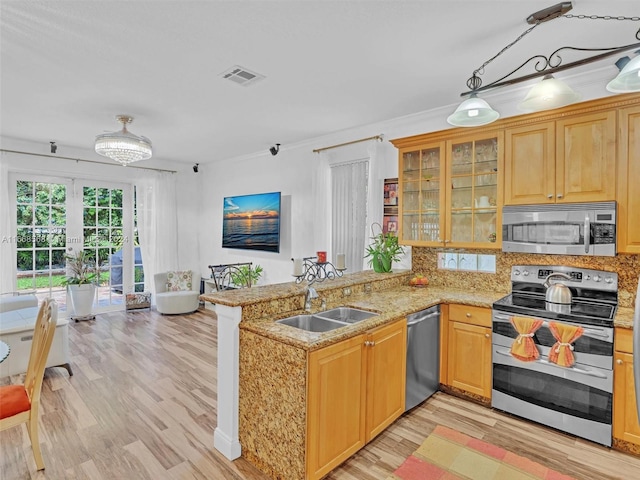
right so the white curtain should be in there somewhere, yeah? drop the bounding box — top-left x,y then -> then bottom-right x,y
135,171 -> 179,300
0,162 -> 16,293
331,160 -> 369,272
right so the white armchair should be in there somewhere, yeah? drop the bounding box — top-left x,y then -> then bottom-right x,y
154,270 -> 201,315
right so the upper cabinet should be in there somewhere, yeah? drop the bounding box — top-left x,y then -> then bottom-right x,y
398,133 -> 503,248
618,105 -> 640,254
393,94 -> 640,250
504,111 -> 616,205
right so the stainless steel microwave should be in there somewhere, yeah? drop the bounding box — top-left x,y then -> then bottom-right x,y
502,201 -> 616,256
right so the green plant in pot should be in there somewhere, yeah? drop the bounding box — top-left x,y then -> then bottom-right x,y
364,223 -> 404,273
63,248 -> 98,318
230,264 -> 263,288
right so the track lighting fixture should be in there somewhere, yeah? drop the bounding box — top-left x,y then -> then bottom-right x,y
50,141 -> 57,154
448,2 -> 640,127
193,163 -> 199,173
269,143 -> 280,156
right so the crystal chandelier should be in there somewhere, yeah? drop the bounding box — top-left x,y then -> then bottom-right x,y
95,115 -> 152,166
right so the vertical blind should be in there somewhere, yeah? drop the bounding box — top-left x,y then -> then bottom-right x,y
330,160 -> 369,272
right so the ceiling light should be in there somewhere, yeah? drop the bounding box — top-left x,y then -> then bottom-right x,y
447,94 -> 500,127
518,75 -> 581,112
606,54 -> 640,93
451,2 -> 640,127
95,115 -> 152,166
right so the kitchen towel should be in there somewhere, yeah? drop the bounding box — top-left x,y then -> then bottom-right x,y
510,316 -> 544,361
548,322 -> 584,367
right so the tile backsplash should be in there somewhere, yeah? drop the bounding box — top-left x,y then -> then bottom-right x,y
412,248 -> 640,308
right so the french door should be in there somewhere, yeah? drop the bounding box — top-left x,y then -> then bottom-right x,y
13,174 -> 136,314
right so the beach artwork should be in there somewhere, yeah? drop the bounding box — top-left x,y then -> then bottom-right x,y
222,191 -> 281,253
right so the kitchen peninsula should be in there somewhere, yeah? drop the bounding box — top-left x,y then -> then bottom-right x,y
201,270 -> 509,479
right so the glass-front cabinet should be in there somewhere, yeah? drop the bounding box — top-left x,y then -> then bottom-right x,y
400,142 -> 445,244
398,132 -> 503,248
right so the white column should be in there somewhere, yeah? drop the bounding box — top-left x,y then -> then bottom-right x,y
213,303 -> 242,459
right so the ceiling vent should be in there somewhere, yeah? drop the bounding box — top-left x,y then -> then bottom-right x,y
219,65 -> 265,87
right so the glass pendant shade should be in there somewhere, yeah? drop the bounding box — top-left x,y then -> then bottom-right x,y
518,75 -> 581,112
447,94 -> 500,127
95,115 -> 152,166
606,55 -> 640,93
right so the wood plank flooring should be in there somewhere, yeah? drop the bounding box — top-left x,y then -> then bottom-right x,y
2,307 -> 640,479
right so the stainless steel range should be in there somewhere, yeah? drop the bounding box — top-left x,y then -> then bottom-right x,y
492,265 -> 618,446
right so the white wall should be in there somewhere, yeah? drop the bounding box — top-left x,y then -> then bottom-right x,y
193,69 -> 617,284
1,68 -> 619,288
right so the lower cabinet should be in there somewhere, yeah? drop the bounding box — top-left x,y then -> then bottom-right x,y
306,318 -> 407,480
446,304 -> 492,400
613,328 -> 640,448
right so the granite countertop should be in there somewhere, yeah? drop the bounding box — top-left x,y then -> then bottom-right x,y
240,286 -> 508,351
615,306 -> 634,330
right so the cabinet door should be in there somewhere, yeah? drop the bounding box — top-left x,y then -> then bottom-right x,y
613,351 -> 640,446
618,105 -> 640,253
365,319 -> 407,441
307,335 -> 366,480
447,321 -> 492,398
556,111 -> 616,203
448,133 -> 501,247
504,122 -> 555,205
399,143 -> 446,245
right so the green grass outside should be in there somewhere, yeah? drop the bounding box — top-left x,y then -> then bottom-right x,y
17,272 -> 111,290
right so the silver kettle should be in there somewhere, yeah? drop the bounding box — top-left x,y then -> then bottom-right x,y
544,272 -> 573,304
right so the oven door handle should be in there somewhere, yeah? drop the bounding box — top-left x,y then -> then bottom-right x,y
493,314 -> 611,338
494,348 -> 608,379
584,215 -> 591,254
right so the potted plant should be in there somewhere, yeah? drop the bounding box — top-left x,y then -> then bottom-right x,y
364,223 -> 405,273
63,248 -> 98,318
230,264 -> 263,288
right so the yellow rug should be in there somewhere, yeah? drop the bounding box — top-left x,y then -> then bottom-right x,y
388,425 -> 576,480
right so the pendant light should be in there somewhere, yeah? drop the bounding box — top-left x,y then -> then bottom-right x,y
606,55 -> 640,93
518,74 -> 581,112
447,94 -> 500,127
95,115 -> 152,166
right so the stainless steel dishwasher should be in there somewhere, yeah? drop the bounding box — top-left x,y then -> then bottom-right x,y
405,305 -> 440,411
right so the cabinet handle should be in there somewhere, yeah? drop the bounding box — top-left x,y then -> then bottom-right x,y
364,340 -> 370,346
616,359 -> 623,365
371,341 -> 376,347
466,313 -> 471,318
485,333 -> 490,338
557,193 -> 563,199
547,194 -> 553,199
444,239 -> 450,244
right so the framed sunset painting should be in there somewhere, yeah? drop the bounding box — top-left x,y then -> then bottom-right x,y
222,191 -> 281,253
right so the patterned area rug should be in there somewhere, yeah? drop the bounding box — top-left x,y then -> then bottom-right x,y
388,425 -> 576,480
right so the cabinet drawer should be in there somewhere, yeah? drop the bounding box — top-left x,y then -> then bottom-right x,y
616,328 -> 633,354
448,304 -> 491,327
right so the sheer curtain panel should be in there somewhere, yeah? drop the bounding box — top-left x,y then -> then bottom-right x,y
330,160 -> 369,273
135,172 -> 178,300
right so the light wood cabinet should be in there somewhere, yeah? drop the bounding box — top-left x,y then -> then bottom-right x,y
613,328 -> 640,447
504,111 -> 616,205
306,319 -> 406,480
398,133 -> 503,248
445,304 -> 492,399
504,122 -> 555,205
617,105 -> 640,254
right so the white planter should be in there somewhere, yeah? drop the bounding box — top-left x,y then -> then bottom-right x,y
68,284 -> 96,317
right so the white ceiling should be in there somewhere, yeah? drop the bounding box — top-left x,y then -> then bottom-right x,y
1,0 -> 639,165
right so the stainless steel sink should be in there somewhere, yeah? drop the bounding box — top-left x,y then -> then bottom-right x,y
315,307 -> 379,324
276,314 -> 347,332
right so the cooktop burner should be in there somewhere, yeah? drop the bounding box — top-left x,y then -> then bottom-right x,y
493,293 -> 615,327
493,265 -> 618,328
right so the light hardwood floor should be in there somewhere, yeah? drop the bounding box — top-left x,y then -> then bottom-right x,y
1,308 -> 640,480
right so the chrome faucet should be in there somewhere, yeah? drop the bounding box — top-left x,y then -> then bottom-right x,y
304,281 -> 319,311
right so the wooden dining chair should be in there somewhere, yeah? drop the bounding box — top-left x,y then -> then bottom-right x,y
0,298 -> 58,471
